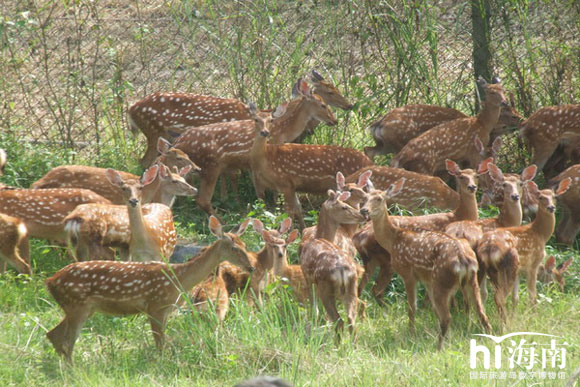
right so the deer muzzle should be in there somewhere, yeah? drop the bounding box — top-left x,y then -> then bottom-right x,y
467,185 -> 477,193
547,205 -> 556,213
260,130 -> 270,137
360,208 -> 370,220
511,194 -> 520,201
129,198 -> 139,207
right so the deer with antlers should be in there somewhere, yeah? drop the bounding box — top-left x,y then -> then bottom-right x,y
63,166 -> 184,261
548,164 -> 580,246
300,190 -> 367,339
354,159 -> 488,303
359,178 -> 491,349
392,78 -> 507,175
519,104 -> 580,173
130,72 -> 352,168
537,256 -> 574,292
476,178 -> 571,322
45,216 -> 254,362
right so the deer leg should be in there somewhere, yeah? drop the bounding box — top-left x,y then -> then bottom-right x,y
342,278 -> 359,337
46,305 -> 92,363
318,284 -> 343,342
465,274 -> 491,333
293,193 -> 306,230
2,247 -> 31,275
196,172 -> 219,215
140,132 -> 162,169
372,263 -> 394,306
512,273 -> 520,305
402,277 -> 417,333
526,266 -> 539,306
357,255 -> 376,297
148,307 -> 170,351
431,287 -> 452,351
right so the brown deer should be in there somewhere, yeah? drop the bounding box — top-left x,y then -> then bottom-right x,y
392,78 -> 507,175
549,164 -> 580,246
365,92 -> 521,160
354,159 -> 489,303
537,256 -> 573,292
249,110 -> 372,229
0,213 -> 31,275
519,104 -> 580,172
32,162 -> 196,207
63,166 -> 179,261
359,178 -> 491,349
300,190 -> 367,339
171,80 -> 338,215
130,73 -> 351,167
0,188 -> 111,245
476,178 -> 571,322
45,216 -> 254,362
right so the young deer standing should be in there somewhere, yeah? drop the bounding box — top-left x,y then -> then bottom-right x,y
476,178 -> 571,322
300,190 -> 367,339
249,109 -> 372,229
265,229 -> 307,302
359,179 -> 491,349
549,164 -> 580,246
537,256 -> 573,292
519,104 -> 580,172
0,213 -> 31,275
64,166 -> 179,261
45,216 -> 254,362
392,78 -> 507,175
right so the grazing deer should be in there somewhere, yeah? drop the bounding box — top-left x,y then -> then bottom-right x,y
250,110 -> 372,229
519,104 -> 580,172
476,178 -> 571,322
354,159 -> 488,303
300,190 -> 367,339
549,164 -> 580,246
392,77 -> 507,175
537,256 -> 573,292
0,213 -> 31,275
0,188 -> 111,245
364,92 -> 521,160
63,166 -> 179,262
171,80 -> 338,215
359,178 -> 491,349
32,161 -> 196,207
45,216 -> 254,362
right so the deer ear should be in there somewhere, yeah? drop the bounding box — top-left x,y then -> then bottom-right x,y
492,136 -> 502,155
235,218 -> 251,236
338,191 -> 351,202
292,78 -> 310,99
357,170 -> 373,188
209,216 -> 223,238
158,164 -> 170,179
544,256 -> 556,271
286,229 -> 300,244
272,103 -> 287,118
558,258 -> 573,273
526,180 -> 540,197
279,218 -> 292,234
311,69 -> 324,82
261,230 -> 275,244
252,218 -> 265,234
488,163 -> 503,182
105,168 -> 125,187
336,172 -> 346,190
445,159 -> 461,176
248,101 -> 258,117
157,137 -> 171,154
327,189 -> 338,201
366,178 -> 375,192
477,157 -> 493,174
386,178 -> 405,197
141,164 -> 159,186
556,177 -> 571,196
474,137 -> 485,155
179,165 -> 192,177
521,165 -> 537,182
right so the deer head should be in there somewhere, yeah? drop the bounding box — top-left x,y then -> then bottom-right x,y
252,218 -> 294,260
156,138 -> 201,174
309,70 -> 354,110
209,216 -> 253,272
106,166 -> 159,208
488,163 -> 521,203
324,190 -> 367,224
359,178 -> 406,220
336,170 -> 373,208
526,178 -> 571,214
478,77 -> 508,108
537,256 -> 573,291
158,164 -> 198,197
446,159 -> 480,195
291,78 -> 337,126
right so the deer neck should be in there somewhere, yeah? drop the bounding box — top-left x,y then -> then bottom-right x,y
269,98 -> 311,143
314,206 -> 340,242
250,133 -> 268,164
497,199 -> 523,227
453,190 -> 478,221
127,201 -> 152,250
273,254 -> 289,277
370,204 -> 397,253
476,100 -> 502,140
530,208 -> 556,242
178,243 -> 222,290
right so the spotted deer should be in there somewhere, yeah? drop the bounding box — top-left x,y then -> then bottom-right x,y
359,178 -> 491,349
32,163 -> 196,207
537,256 -> 573,292
45,216 -> 254,362
249,110 -> 372,229
63,166 -> 179,262
300,190 -> 367,339
0,213 -> 31,275
476,178 -> 571,322
549,164 -> 580,246
392,78 -> 507,175
364,93 -> 521,160
170,80 -> 337,215
354,159 -> 489,303
519,104 -> 580,172
0,188 -> 111,246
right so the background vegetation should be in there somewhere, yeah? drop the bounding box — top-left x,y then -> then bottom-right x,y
0,0 -> 579,385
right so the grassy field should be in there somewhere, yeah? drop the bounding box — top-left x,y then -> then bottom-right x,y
1,1 -> 579,386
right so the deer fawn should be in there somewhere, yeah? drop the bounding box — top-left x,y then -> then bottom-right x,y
519,104 -> 580,172
537,256 -> 573,292
476,178 -> 571,322
359,178 -> 491,349
392,77 -> 507,175
300,190 -> 367,339
45,216 -> 253,362
549,164 -> 580,246
0,213 -> 31,275
64,166 -> 180,261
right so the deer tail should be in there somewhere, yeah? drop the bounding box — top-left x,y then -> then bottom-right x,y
63,217 -> 82,259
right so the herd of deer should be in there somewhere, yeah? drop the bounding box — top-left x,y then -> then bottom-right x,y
0,71 -> 578,362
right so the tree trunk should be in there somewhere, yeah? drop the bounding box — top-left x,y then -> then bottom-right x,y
471,0 -> 493,111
